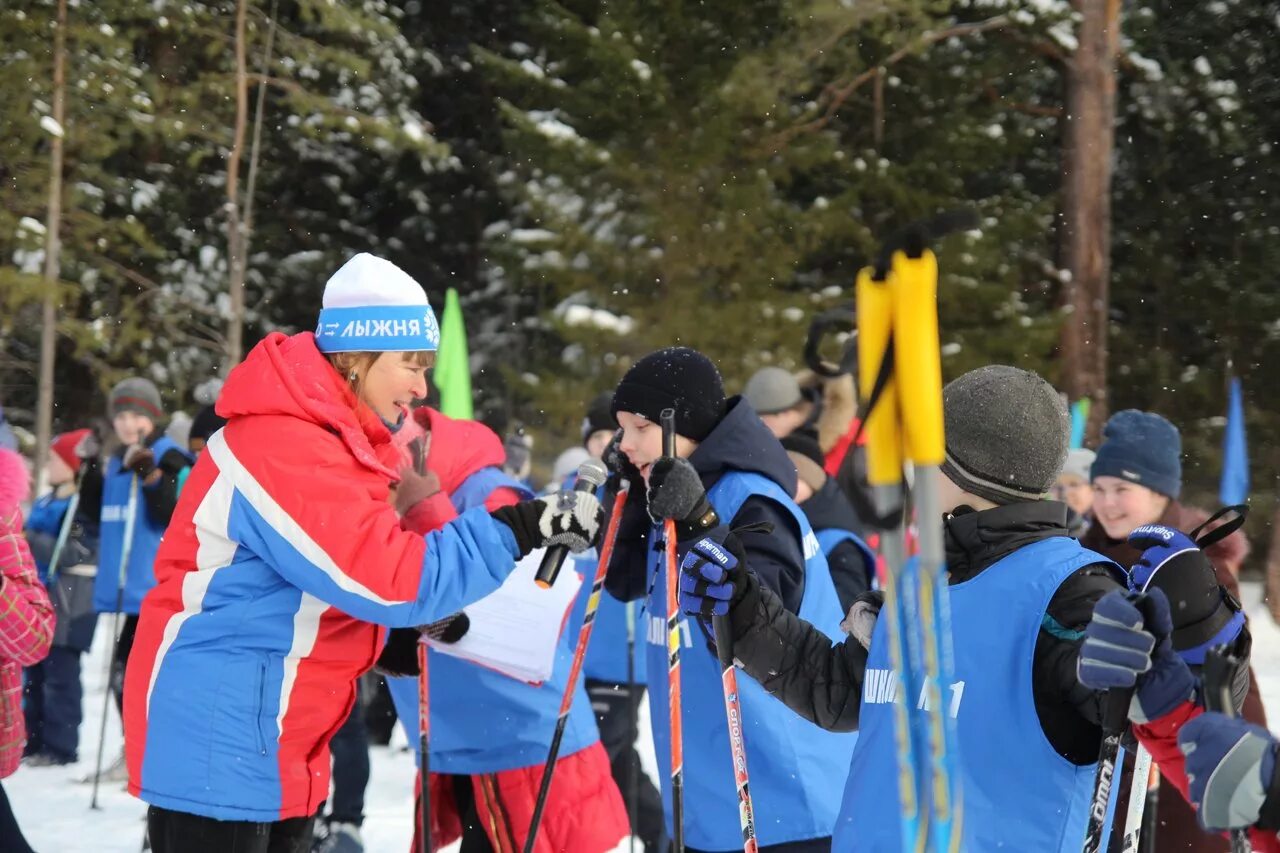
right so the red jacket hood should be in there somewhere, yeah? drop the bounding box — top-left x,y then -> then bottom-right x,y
391,408 -> 506,493
0,447 -> 30,532
216,332 -> 399,479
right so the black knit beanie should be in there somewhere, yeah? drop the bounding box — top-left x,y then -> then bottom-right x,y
611,347 -> 726,442
582,391 -> 618,445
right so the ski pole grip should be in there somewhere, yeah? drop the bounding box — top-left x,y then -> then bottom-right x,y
1202,645 -> 1241,717
661,408 -> 676,457
1102,686 -> 1135,735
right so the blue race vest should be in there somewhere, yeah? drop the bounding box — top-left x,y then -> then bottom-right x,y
95,435 -> 189,614
571,556 -> 644,685
26,493 -> 72,582
645,471 -> 856,850
835,536 -> 1118,852
815,527 -> 876,595
387,467 -> 603,774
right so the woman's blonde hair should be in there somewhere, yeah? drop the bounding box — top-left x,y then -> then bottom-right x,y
326,350 -> 435,396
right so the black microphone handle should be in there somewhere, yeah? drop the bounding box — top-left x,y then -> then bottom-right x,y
534,475 -> 599,588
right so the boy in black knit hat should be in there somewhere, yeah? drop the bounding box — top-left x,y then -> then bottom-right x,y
603,346 -> 854,853
676,365 -> 1142,850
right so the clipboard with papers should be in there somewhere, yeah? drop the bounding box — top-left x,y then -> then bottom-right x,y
426,548 -> 582,685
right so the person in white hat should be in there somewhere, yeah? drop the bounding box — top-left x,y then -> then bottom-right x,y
123,254 -> 605,853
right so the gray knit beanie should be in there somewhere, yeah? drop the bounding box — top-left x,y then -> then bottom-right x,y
743,367 -> 803,415
940,365 -> 1068,505
109,377 -> 165,422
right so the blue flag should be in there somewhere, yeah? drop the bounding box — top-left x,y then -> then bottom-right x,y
1219,377 -> 1249,506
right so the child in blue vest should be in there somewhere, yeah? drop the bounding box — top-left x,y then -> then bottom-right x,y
22,430 -> 99,766
779,433 -> 874,614
677,365 -> 1132,852
603,346 -> 854,853
82,377 -> 191,780
379,406 -> 628,853
573,391 -> 665,853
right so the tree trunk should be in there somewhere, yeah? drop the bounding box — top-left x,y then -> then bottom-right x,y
34,0 -> 69,489
225,0 -> 250,369
1059,0 -> 1120,444
1267,506 -> 1280,625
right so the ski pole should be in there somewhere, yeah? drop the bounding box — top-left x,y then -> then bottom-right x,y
46,489 -> 81,583
1203,647 -> 1252,853
417,641 -> 431,853
524,479 -> 631,853
1081,685 -> 1133,853
712,615 -> 758,853
626,599 -> 639,853
891,245 -> 963,853
408,437 -> 433,853
92,473 -> 138,810
660,408 -> 686,853
1118,745 -> 1153,852
857,262 -> 924,853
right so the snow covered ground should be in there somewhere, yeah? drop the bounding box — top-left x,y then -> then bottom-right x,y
8,582 -> 1278,853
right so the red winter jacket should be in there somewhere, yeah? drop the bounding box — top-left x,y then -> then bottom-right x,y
397,408 -> 629,853
1135,701 -> 1280,853
0,448 -> 54,778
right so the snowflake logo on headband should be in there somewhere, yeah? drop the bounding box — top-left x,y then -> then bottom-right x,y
424,310 -> 440,347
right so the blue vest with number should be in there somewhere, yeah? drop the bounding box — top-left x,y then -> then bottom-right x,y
95,436 -> 188,614
835,536 -> 1117,851
387,468 -> 602,774
644,471 -> 855,850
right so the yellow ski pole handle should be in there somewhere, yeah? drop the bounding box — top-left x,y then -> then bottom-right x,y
890,249 -> 945,466
856,266 -> 903,487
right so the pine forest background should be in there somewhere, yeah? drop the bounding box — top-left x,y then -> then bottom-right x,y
3,0 -> 1280,569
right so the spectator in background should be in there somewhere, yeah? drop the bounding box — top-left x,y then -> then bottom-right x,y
0,442 -> 55,853
1052,448 -> 1095,538
22,430 -> 100,766
742,366 -> 819,442
0,406 -> 16,453
780,433 -> 875,614
1081,409 -> 1265,853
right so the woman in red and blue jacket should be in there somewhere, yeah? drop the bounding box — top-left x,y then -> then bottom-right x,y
123,254 -> 603,853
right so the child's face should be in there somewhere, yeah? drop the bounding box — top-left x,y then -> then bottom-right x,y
1052,474 -> 1094,516
1091,475 -> 1168,540
615,411 -> 696,483
46,454 -> 74,487
113,411 -> 154,446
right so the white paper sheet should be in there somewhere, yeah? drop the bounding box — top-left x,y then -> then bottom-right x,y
426,548 -> 582,684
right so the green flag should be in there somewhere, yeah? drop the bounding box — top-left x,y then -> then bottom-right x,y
433,287 -> 473,419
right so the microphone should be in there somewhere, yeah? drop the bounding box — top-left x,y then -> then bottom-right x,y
535,458 -> 609,589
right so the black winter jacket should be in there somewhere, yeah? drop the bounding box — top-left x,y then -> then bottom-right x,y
605,397 -> 810,615
799,477 -> 872,614
726,500 -> 1128,765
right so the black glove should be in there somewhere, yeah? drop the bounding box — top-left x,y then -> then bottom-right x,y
423,612 -> 470,643
373,614 -> 472,678
602,429 -> 641,486
490,491 -> 604,558
647,456 -> 719,541
374,628 -> 422,678
122,443 -> 157,479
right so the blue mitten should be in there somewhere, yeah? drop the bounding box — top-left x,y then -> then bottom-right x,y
1180,712 -> 1278,831
1077,588 -> 1196,723
679,535 -> 745,618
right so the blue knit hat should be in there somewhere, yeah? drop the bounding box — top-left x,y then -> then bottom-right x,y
315,254 -> 439,354
1091,409 -> 1182,498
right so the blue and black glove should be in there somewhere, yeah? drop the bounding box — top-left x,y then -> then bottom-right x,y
679,534 -> 746,619
1077,587 -> 1196,724
1180,712 -> 1279,832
